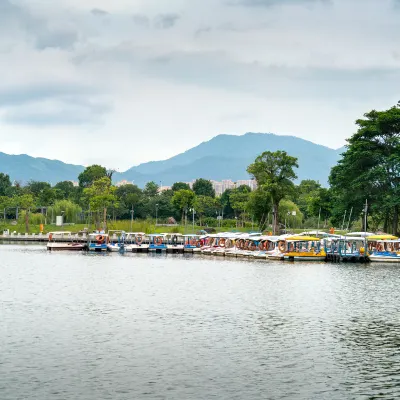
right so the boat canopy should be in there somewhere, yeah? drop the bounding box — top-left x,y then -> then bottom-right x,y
285,236 -> 321,242
367,235 -> 398,241
48,231 -> 72,235
347,232 -> 374,237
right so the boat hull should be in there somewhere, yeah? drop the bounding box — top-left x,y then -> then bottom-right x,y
284,255 -> 326,261
47,242 -> 85,251
369,255 -> 400,263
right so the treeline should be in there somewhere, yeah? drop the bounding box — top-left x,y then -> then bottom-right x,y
0,162 -> 325,232
1,102 -> 399,234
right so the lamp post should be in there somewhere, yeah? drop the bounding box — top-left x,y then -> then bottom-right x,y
155,203 -> 159,226
130,205 -> 134,232
61,211 -> 65,229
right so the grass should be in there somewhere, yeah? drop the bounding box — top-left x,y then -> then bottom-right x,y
0,219 -> 252,235
0,218 -> 342,236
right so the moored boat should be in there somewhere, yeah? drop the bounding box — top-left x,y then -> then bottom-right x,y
283,236 -> 326,261
367,235 -> 400,263
47,231 -> 86,251
87,233 -> 109,251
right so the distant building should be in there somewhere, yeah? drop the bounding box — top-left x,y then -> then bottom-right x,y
115,180 -> 130,187
158,185 -> 172,193
69,181 -> 79,187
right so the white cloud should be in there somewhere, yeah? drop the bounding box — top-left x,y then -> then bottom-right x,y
0,0 -> 398,170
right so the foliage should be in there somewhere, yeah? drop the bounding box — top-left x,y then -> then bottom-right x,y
47,200 -> 83,224
171,189 -> 195,221
192,178 -> 215,198
248,150 -> 298,233
78,165 -> 107,188
172,182 -> 191,192
194,195 -> 218,225
278,200 -> 303,229
329,103 -> 400,233
0,173 -> 11,196
143,181 -> 159,198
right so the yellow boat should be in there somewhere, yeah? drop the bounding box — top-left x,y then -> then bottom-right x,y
283,236 -> 326,261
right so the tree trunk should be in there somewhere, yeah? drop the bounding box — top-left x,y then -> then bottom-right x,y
25,210 -> 29,233
384,214 -> 389,233
103,207 -> 107,231
273,203 -> 279,235
393,206 -> 399,235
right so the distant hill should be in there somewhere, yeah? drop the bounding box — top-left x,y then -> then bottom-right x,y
0,133 -> 344,186
117,133 -> 344,186
0,152 -> 84,184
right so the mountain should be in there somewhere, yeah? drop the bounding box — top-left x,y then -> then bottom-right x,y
0,133 -> 344,186
117,133 -> 344,186
0,152 -> 84,184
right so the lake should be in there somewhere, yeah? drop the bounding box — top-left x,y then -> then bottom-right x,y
1,244 -> 400,399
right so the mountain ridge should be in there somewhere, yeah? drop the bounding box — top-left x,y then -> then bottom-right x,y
0,133 -> 344,186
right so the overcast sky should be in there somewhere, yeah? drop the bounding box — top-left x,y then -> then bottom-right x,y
0,0 -> 398,170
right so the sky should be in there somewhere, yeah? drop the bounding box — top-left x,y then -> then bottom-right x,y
0,0 -> 399,171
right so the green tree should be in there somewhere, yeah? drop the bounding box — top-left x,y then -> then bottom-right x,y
54,181 -> 76,199
15,194 -> 35,232
229,186 -> 251,226
171,189 -> 196,223
330,103 -> 400,233
172,182 -> 191,192
83,177 -> 117,230
0,173 -> 11,196
247,188 -> 271,231
279,200 -> 303,230
220,189 -> 235,219
294,180 -> 322,220
143,181 -> 159,198
248,150 -> 298,234
26,181 -> 51,197
192,179 -> 215,198
194,195 -> 217,226
47,200 -> 82,224
78,165 -> 107,188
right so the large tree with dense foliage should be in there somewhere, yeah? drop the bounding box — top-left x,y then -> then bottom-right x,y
192,179 -> 215,198
78,165 -> 107,188
83,177 -> 117,230
172,189 -> 196,223
330,103 -> 400,233
247,150 -> 298,234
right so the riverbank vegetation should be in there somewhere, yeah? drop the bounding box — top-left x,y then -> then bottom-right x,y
0,103 -> 399,234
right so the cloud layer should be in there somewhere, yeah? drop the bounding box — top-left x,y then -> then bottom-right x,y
0,0 -> 398,170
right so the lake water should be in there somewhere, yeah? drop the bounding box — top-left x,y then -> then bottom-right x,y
1,245 -> 400,399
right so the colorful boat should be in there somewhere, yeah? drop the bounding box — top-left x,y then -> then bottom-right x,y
87,233 -> 109,251
148,234 -> 168,252
283,236 -> 326,261
367,235 -> 400,263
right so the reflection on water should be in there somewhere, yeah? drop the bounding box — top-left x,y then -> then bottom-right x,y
0,245 -> 400,399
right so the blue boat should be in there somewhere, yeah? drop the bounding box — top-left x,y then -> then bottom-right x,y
87,232 -> 109,252
148,234 -> 167,252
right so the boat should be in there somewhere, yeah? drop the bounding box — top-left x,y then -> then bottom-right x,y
183,234 -> 201,253
283,236 -> 326,261
367,235 -> 400,263
325,236 -> 367,262
125,232 -> 149,253
87,232 -> 109,251
253,236 -> 280,259
148,234 -> 167,252
47,231 -> 86,251
107,230 -> 127,252
166,233 -> 184,253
